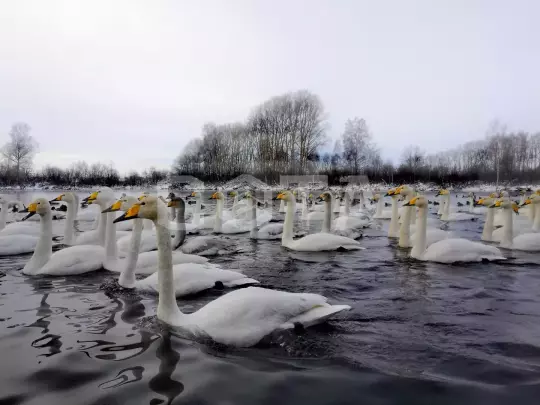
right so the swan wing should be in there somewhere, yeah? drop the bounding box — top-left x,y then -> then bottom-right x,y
0,235 -> 38,256
512,233 -> 540,252
37,245 -> 105,275
289,233 -> 363,251
422,238 -> 505,263
136,263 -> 257,296
117,231 -> 157,255
189,287 -> 349,347
0,223 -> 40,236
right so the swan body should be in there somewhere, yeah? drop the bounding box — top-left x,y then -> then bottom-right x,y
278,191 -> 363,251
438,190 -> 477,221
493,198 -> 540,251
0,197 -> 41,236
406,195 -> 505,263
372,194 -> 392,219
243,191 -> 284,240
0,234 -> 39,256
114,195 -> 350,347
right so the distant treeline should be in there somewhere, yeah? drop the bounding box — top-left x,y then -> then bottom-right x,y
0,160 -> 168,187
173,91 -> 540,186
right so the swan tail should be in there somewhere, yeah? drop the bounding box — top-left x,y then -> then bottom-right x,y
223,277 -> 260,287
281,304 -> 351,329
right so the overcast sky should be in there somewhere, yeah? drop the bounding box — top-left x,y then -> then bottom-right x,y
1,0 -> 539,173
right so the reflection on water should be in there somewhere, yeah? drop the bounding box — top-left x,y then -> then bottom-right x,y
1,191 -> 540,404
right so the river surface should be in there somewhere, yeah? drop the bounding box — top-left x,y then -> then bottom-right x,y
1,189 -> 540,405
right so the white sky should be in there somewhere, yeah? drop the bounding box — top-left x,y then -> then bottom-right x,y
1,0 -> 539,173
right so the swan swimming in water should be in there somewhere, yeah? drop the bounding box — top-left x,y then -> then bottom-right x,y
277,191 -> 363,251
491,198 -> 540,252
404,195 -> 505,263
242,191 -> 283,240
437,190 -> 477,221
114,195 -> 350,347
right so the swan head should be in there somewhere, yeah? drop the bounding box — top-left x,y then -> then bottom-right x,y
317,191 -> 333,203
210,191 -> 225,201
384,188 -> 398,198
50,192 -> 78,204
474,196 -> 495,207
404,195 -> 428,208
228,191 -> 237,197
22,198 -> 50,220
435,189 -> 449,197
242,191 -> 253,200
276,191 -> 294,202
103,195 -> 138,213
167,195 -> 186,210
397,185 -> 414,198
520,194 -> 539,207
84,187 -> 115,207
114,195 -> 167,224
490,199 -> 519,214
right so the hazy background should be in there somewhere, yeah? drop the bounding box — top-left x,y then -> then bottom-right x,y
1,0 -> 539,173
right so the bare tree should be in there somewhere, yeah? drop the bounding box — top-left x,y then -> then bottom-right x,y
1,123 -> 38,185
341,117 -> 375,174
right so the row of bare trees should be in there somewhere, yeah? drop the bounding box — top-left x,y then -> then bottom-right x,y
0,123 -> 38,185
174,90 -> 329,182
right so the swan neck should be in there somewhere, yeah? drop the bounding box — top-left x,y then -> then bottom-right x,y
104,211 -> 117,262
344,194 -> 351,216
119,218 -> 142,288
388,197 -> 400,237
250,198 -> 257,238
399,204 -> 412,247
282,198 -> 295,244
0,202 -> 8,230
214,199 -> 223,233
532,203 -> 540,231
193,195 -> 201,225
64,199 -> 78,245
441,195 -> 451,219
482,208 -> 495,241
411,206 -> 427,259
155,221 -> 184,321
97,209 -> 107,246
322,197 -> 332,233
501,208 -> 513,248
172,201 -> 186,249
25,211 -> 53,274
376,198 -> 383,216
301,195 -> 308,218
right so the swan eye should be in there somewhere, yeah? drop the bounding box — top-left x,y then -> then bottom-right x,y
140,202 -> 146,206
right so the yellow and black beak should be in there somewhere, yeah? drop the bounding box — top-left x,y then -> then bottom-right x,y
113,203 -> 141,223
403,196 -> 418,207
385,189 -> 395,197
520,198 -> 532,207
209,192 -> 218,200
274,192 -> 286,201
474,199 -> 484,207
22,202 -> 38,221
83,191 -> 99,204
489,200 -> 502,209
191,191 -> 196,197
512,203 -> 520,215
102,200 -> 122,213
49,194 -> 65,204
167,199 -> 176,207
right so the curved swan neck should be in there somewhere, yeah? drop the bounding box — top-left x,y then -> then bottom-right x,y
214,198 -> 223,233
501,208 -> 514,248
411,205 -> 427,259
96,209 -> 107,246
388,197 -> 400,237
440,195 -> 451,221
25,211 -> 53,274
482,208 -> 495,241
322,196 -> 332,233
250,198 -> 258,239
399,204 -> 412,247
155,219 -> 184,322
119,218 -> 143,288
282,197 -> 296,244
172,200 -> 186,249
0,202 -> 8,230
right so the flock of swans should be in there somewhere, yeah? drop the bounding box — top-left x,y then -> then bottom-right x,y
1,185 -> 539,347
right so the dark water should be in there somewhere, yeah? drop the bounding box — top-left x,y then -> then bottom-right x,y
2,190 -> 540,404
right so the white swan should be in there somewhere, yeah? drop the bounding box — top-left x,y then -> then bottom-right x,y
333,192 -> 371,232
114,195 -> 350,347
404,195 -> 505,263
111,196 -> 258,297
0,202 -> 40,256
277,191 -> 363,251
21,198 -> 105,275
102,195 -> 209,275
386,188 -> 401,238
492,198 -> 540,251
0,196 -> 41,236
437,190 -> 477,221
372,193 -> 392,219
316,192 -> 362,240
473,194 -> 498,242
210,191 -> 271,234
243,191 -> 283,240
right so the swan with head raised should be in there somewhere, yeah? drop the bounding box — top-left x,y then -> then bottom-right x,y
113,195 -> 350,347
277,191 -> 363,251
491,198 -> 540,251
437,190 -> 477,221
404,195 -> 505,263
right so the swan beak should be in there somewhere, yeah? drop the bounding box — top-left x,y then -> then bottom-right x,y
113,204 -> 140,223
513,203 -> 520,215
489,200 -> 502,209
102,200 -> 122,213
403,197 -> 418,206
21,202 -> 38,221
85,191 -> 99,204
166,200 -> 175,207
474,199 -> 483,207
384,190 -> 394,197
520,199 -> 532,207
50,194 -> 65,204
191,192 -> 196,197
209,192 -> 217,200
275,193 -> 285,200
